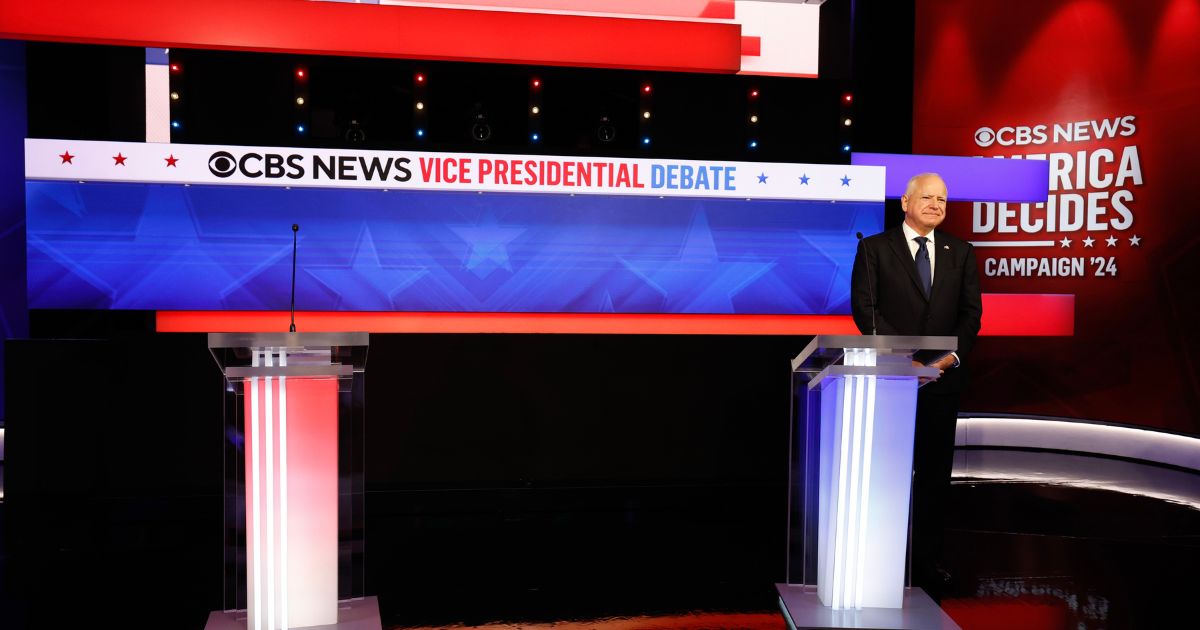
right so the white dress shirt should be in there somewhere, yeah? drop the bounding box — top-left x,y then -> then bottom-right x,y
901,221 -> 935,282
900,222 -> 960,366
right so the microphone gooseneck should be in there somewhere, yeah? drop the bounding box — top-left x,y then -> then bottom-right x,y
289,223 -> 299,333
856,232 -> 877,335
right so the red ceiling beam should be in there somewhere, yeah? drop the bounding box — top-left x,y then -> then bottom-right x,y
0,0 -> 742,72
155,293 -> 1075,336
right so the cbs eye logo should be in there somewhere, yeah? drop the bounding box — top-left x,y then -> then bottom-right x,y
974,127 -> 996,148
208,151 -> 237,178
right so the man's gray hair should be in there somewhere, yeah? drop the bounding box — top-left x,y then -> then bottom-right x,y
904,172 -> 944,197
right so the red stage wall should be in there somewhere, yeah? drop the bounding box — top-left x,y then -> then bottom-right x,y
915,0 -> 1200,434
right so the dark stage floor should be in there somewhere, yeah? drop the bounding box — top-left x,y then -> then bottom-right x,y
381,449 -> 1198,630
1,448 -> 1195,630
932,449 -> 1199,630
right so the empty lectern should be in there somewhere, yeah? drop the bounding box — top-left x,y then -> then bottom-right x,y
206,333 -> 376,630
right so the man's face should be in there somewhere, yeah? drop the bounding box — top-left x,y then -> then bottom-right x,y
901,176 -> 948,234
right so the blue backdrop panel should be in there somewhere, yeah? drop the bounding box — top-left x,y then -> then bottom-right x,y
1,41 -> 28,421
26,181 -> 882,314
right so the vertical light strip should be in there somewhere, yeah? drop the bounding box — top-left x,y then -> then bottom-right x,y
250,350 -> 262,630
279,349 -> 289,630
264,350 -> 275,630
830,350 -> 855,610
845,352 -> 867,607
144,48 -> 170,142
854,356 -> 878,609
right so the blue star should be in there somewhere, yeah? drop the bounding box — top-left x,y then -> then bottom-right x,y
757,173 -> 768,184
88,185 -> 241,308
305,225 -> 428,309
449,213 -> 527,278
619,208 -> 775,313
840,175 -> 851,186
799,174 -> 810,185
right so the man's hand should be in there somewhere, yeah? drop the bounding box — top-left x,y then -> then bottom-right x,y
928,354 -> 956,372
912,356 -> 953,385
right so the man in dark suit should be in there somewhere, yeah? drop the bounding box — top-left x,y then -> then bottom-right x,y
850,172 -> 983,598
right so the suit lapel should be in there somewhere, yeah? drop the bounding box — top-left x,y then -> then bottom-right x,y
931,236 -> 951,302
887,227 -> 928,301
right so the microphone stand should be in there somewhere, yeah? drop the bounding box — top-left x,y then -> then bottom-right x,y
856,232 -> 877,335
289,223 -> 299,333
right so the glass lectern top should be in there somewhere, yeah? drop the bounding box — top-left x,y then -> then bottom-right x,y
208,332 -> 368,382
791,334 -> 957,373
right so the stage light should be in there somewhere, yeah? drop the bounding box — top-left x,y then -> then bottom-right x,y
416,129 -> 425,137
842,144 -> 851,152
295,97 -> 305,105
169,63 -> 181,73
750,89 -> 759,98
844,118 -> 852,126
416,101 -> 425,110
642,137 -> 651,145
532,78 -> 541,88
297,125 -> 306,133
170,91 -> 180,101
531,133 -> 540,141
750,115 -> 758,123
843,93 -> 853,104
597,116 -> 616,143
531,106 -> 540,115
171,120 -> 180,129
642,84 -> 652,94
295,68 -> 306,79
415,73 -> 426,84
472,114 -> 492,142
749,140 -> 758,149
643,111 -> 651,119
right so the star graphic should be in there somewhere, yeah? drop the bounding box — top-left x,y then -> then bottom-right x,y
59,151 -> 74,164
449,213 -> 526,278
1059,236 -> 1072,248
757,173 -> 768,184
618,209 -> 775,313
1082,236 -> 1095,247
1129,235 -> 1141,246
840,175 -> 851,186
164,154 -> 179,167
305,226 -> 428,309
1105,235 -> 1118,247
113,153 -> 127,166
799,174 -> 810,185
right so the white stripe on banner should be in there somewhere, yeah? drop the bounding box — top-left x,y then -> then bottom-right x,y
24,138 -> 886,202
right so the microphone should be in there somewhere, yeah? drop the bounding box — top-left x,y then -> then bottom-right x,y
856,232 -> 877,335
289,224 -> 299,333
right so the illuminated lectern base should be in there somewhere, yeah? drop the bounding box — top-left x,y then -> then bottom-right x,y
776,585 -> 960,630
204,597 -> 382,630
208,333 -> 371,630
783,336 -> 961,626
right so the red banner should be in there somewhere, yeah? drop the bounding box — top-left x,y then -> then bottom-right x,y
915,0 -> 1200,433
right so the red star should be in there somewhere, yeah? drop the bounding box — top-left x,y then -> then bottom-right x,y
113,153 -> 127,166
59,151 -> 74,164
164,154 -> 179,167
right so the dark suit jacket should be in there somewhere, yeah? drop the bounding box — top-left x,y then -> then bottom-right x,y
851,225 -> 983,393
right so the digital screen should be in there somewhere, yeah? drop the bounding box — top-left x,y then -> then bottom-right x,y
26,180 -> 881,313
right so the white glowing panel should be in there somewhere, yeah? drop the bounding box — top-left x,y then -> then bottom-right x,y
816,348 -> 918,610
735,1 -> 820,77
245,349 -> 338,630
955,416 -> 1200,471
144,64 -> 170,143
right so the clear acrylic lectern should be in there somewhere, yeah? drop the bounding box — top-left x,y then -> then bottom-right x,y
777,335 -> 963,630
206,333 -> 374,630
